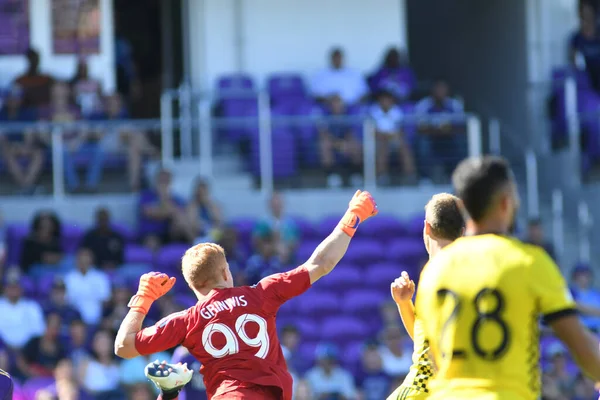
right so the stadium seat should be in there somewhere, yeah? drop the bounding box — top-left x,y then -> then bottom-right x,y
220,98 -> 259,143
61,222 -> 85,253
294,318 -> 321,341
289,215 -> 316,240
387,238 -> 428,266
297,291 -> 340,317
229,216 -> 258,244
20,275 -> 36,298
175,294 -> 197,308
154,244 -> 191,273
315,263 -> 363,292
358,214 -> 405,238
364,262 -> 407,291
267,73 -> 307,105
342,340 -> 365,373
6,222 -> 29,266
37,275 -> 57,298
249,127 -> 297,179
316,215 -> 342,238
217,74 -> 255,92
320,316 -> 370,342
124,244 -> 154,265
22,377 -> 55,399
404,213 -> 426,237
298,341 -> 319,368
343,289 -> 386,317
111,222 -> 136,243
343,239 -> 385,266
295,240 -> 321,263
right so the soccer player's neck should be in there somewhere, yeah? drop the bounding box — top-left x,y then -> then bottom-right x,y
429,239 -> 452,258
466,218 -> 509,236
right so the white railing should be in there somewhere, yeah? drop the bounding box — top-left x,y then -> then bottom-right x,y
525,150 -> 540,219
578,201 -> 592,264
362,119 -> 377,191
552,189 -> 564,263
488,118 -> 501,155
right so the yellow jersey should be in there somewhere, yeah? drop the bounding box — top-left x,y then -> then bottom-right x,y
415,234 -> 577,400
394,318 -> 433,397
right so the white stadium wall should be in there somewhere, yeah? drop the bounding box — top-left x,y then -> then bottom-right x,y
0,0 -> 115,92
187,0 -> 408,91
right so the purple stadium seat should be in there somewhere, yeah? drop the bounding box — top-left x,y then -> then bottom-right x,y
298,341 -> 319,366
217,74 -> 255,91
294,318 -> 320,341
405,213 -> 425,237
289,215 -> 316,240
343,239 -> 385,266
320,316 -> 370,341
364,262 -> 407,291
61,222 -> 85,253
315,263 -> 362,291
267,73 -> 307,104
6,222 -> 29,266
358,214 -> 405,238
295,240 -> 320,263
111,223 -> 136,243
229,216 -> 257,245
154,244 -> 189,272
316,215 -> 342,238
250,128 -> 297,179
124,244 -> 154,265
220,98 -> 259,142
342,340 -> 365,372
343,289 -> 386,317
175,294 -> 197,308
20,276 -> 36,298
551,67 -> 590,89
297,291 -> 340,317
37,275 -> 57,298
387,238 -> 428,266
22,377 -> 55,399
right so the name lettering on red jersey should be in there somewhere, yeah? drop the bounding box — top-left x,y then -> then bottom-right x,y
200,295 -> 248,319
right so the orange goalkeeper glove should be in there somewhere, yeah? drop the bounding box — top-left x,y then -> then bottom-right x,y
337,190 -> 378,237
128,272 -> 176,315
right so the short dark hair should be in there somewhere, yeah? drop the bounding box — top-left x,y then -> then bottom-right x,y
452,156 -> 513,222
425,193 -> 465,240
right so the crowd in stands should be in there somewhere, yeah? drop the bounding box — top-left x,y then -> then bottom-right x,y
0,169 -> 595,399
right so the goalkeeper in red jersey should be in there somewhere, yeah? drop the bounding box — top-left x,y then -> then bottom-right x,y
114,190 -> 378,400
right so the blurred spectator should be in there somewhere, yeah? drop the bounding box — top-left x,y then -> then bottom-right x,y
0,339 -> 9,374
573,372 -> 597,399
101,280 -> 131,333
64,247 -> 111,325
245,230 -> 283,283
119,349 -> 170,389
115,22 -> 141,104
172,346 -> 208,400
370,90 -> 416,185
138,168 -> 193,250
378,325 -> 412,378
311,47 -> 368,105
570,1 -> 600,92
0,85 -> 44,194
35,358 -> 85,400
127,383 -> 154,400
415,79 -> 466,181
524,218 -> 556,260
305,343 -> 357,400
318,95 -> 362,188
216,225 -> 247,284
0,271 -> 46,349
367,47 -> 416,102
81,208 -> 125,270
42,278 -> 82,336
294,380 -> 313,400
253,192 -> 299,263
78,330 -> 121,399
541,372 -> 569,400
544,343 -> 575,398
13,48 -> 54,109
380,302 -> 401,327
280,325 -> 304,374
357,340 -> 392,400
570,263 -> 600,331
20,211 -> 63,274
185,178 -> 223,242
67,319 -> 91,370
70,57 -> 102,116
16,313 -> 67,379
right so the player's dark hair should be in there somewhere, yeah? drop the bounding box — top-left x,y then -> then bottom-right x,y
425,193 -> 465,241
452,156 -> 513,222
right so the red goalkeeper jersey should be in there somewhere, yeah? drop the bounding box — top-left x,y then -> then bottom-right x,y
134,265 -> 311,400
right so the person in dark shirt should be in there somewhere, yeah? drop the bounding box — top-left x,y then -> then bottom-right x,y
357,341 -> 392,400
43,278 -> 82,336
524,218 -> 556,260
571,1 -> 600,92
13,48 -> 54,109
20,211 -> 64,274
17,313 -> 67,379
81,208 -> 124,270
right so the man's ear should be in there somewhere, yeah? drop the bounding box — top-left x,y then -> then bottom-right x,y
424,220 -> 432,236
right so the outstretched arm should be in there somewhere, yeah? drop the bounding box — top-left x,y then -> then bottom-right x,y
303,190 -> 378,284
391,271 -> 417,339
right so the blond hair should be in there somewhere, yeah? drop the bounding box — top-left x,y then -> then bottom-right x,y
181,243 -> 227,290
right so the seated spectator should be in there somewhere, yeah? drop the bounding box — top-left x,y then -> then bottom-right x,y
415,79 -> 466,181
81,208 -> 125,270
16,313 -> 67,379
245,230 -> 283,283
523,218 -> 556,260
368,47 -> 416,102
294,380 -> 313,400
101,280 -> 132,333
544,343 -> 575,398
370,90 -> 416,185
67,319 -> 91,371
311,47 -> 369,105
172,346 -> 208,400
138,168 -> 193,250
216,225 -> 247,284
357,340 -> 392,400
95,93 -> 159,191
318,95 -> 362,188
35,358 -> 86,400
573,372 -> 597,399
13,48 -> 54,109
570,1 -> 600,92
127,383 -> 155,400
0,339 -> 9,373
0,270 -> 46,349
570,263 -> 600,331
20,210 -> 64,275
43,277 -> 82,336
280,324 -> 304,374
305,342 -> 357,400
378,325 -> 412,378
64,247 -> 111,325
380,301 -> 401,327
253,192 -> 299,264
185,178 -> 223,242
70,57 -> 102,116
78,330 -> 122,399
0,85 -> 44,194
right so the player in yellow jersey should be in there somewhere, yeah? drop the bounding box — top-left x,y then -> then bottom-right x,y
386,193 -> 465,400
416,155 -> 600,400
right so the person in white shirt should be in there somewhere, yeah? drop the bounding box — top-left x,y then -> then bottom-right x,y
65,247 -> 111,325
0,272 -> 45,349
369,90 -> 416,185
311,48 -> 369,105
378,325 -> 412,378
305,343 -> 357,400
